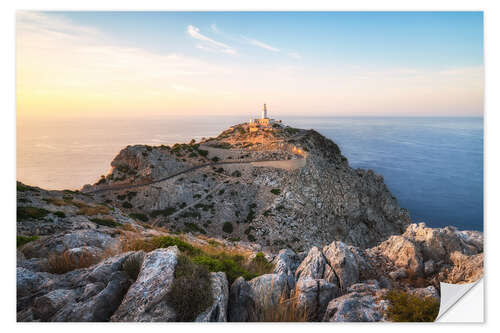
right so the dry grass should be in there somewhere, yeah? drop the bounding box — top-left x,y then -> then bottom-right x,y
47,249 -> 101,274
253,285 -> 308,322
43,198 -> 71,206
72,200 -> 109,216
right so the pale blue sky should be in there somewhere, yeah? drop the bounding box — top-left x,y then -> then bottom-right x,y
18,11 -> 484,117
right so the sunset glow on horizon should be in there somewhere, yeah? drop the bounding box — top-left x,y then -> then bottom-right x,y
16,11 -> 484,118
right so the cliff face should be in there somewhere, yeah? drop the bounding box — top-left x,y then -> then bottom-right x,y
15,122 -> 483,322
82,123 -> 409,250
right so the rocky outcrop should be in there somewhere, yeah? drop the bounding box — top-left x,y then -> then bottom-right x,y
377,235 -> 423,276
17,252 -> 134,322
195,272 -> 229,322
111,247 -> 179,322
322,291 -> 388,322
78,123 -> 411,250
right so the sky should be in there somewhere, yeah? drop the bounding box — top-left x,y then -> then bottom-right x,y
16,11 -> 484,118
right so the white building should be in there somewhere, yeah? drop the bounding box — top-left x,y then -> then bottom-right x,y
249,104 -> 282,128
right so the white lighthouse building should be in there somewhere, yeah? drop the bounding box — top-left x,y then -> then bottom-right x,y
249,104 -> 282,130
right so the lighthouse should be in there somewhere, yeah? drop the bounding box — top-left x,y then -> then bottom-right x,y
262,103 -> 268,119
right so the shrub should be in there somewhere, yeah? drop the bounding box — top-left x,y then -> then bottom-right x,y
17,182 -> 38,192
129,213 -> 149,222
385,290 -> 440,322
17,206 -> 49,220
231,170 -> 242,177
17,235 -> 38,247
122,252 -> 144,280
150,207 -> 176,218
211,156 -> 220,163
184,222 -> 207,234
47,250 -> 100,274
72,201 -> 109,216
222,222 -> 233,234
54,211 -> 66,218
166,255 -> 213,321
270,189 -> 281,195
90,217 -> 121,228
247,252 -> 273,276
192,253 -> 254,284
198,149 -> 209,157
122,202 -> 133,209
248,234 -> 256,242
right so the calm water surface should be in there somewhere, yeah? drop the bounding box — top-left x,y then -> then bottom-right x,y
17,116 -> 483,231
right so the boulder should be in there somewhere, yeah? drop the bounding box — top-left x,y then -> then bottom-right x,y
446,251 -> 484,284
295,246 -> 337,285
111,247 -> 179,321
322,292 -> 386,322
377,235 -> 423,276
272,248 -> 300,289
322,241 -> 360,290
294,277 -> 338,321
228,277 -> 253,322
195,272 -> 229,322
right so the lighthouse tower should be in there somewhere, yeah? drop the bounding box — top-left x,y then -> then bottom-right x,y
262,103 -> 268,119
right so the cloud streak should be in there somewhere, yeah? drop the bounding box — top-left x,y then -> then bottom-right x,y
243,37 -> 280,52
187,25 -> 236,55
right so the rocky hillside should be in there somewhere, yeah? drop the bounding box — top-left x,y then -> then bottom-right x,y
82,122 -> 410,250
16,180 -> 483,322
16,121 -> 483,322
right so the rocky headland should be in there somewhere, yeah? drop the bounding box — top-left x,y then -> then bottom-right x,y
16,121 -> 483,322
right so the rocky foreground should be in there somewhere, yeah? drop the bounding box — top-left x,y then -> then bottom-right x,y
16,122 -> 483,322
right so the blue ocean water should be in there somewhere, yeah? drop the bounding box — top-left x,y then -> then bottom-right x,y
17,116 -> 483,231
287,117 -> 484,231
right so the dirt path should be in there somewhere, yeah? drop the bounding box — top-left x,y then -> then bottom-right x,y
82,157 -> 305,194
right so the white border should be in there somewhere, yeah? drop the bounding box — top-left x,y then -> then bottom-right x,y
2,1 -> 498,332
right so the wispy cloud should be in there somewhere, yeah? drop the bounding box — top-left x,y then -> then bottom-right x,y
210,23 -> 219,33
243,36 -> 280,52
187,25 -> 236,55
288,52 -> 301,60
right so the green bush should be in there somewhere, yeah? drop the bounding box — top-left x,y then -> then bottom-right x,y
385,290 -> 440,322
129,213 -> 149,222
17,206 -> 49,220
150,207 -> 176,218
90,218 -> 122,228
166,255 -> 213,321
211,156 -> 220,163
150,236 -> 202,256
122,252 -> 144,280
17,235 -> 38,247
222,222 -> 233,234
54,211 -> 66,218
122,202 -> 133,209
270,189 -> 281,195
231,170 -> 242,177
192,253 -> 255,284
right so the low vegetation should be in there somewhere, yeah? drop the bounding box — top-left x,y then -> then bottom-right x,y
270,189 -> 281,195
90,217 -> 122,228
17,235 -> 38,247
129,213 -> 149,222
120,234 -> 274,284
47,250 -> 101,274
384,290 -> 440,322
222,222 -> 233,234
166,254 -> 213,321
17,206 -> 49,220
122,252 -> 144,280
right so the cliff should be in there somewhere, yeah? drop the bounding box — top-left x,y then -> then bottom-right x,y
82,123 -> 410,250
16,122 -> 483,322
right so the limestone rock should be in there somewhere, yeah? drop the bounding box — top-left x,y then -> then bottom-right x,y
111,247 -> 179,322
377,235 -> 423,276
195,272 -> 229,322
294,277 -> 338,321
228,277 -> 253,322
322,241 -> 360,290
322,292 -> 386,322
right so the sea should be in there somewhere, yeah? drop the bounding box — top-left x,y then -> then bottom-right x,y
17,116 -> 483,231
